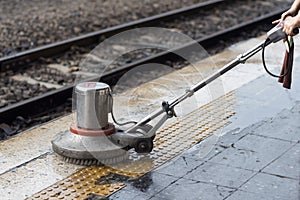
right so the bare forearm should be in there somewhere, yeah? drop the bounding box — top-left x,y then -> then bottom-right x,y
291,0 -> 300,14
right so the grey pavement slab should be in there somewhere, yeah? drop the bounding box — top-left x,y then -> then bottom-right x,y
216,124 -> 260,148
182,140 -> 227,161
239,172 -> 300,200
184,161 -> 256,188
108,189 -> 151,200
225,190 -> 282,200
251,104 -> 300,143
227,76 -> 298,130
209,134 -> 294,171
152,178 -> 235,200
263,143 -> 300,180
154,154 -> 205,178
111,172 -> 179,199
220,72 -> 300,138
180,130 -> 247,162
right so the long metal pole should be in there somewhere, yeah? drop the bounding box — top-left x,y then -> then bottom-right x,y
169,41 -> 265,108
129,41 -> 266,131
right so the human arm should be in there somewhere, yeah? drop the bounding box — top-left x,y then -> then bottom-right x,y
273,0 -> 300,24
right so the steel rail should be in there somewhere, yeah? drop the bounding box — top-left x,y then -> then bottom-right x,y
0,8 -> 287,124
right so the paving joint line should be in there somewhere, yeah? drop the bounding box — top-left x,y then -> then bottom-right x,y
0,151 -> 52,176
249,132 -> 299,144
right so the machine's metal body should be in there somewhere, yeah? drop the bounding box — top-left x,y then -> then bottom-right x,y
75,82 -> 111,130
52,23 -> 298,165
52,82 -> 129,165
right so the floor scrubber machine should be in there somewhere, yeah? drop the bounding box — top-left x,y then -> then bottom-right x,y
52,22 -> 298,165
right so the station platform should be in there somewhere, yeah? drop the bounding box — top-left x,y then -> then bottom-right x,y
1,35 -> 300,200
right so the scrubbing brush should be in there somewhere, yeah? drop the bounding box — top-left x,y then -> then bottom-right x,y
52,129 -> 129,166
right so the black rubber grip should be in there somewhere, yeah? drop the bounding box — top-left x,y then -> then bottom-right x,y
293,28 -> 299,35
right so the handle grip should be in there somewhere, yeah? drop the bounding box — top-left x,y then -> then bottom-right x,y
293,28 -> 299,35
267,22 -> 298,43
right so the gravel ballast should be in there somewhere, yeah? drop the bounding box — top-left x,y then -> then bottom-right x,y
0,0 -> 209,57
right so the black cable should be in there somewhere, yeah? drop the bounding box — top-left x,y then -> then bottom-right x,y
262,35 -> 292,78
109,93 -> 137,126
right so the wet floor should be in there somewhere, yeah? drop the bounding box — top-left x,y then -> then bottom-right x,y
109,37 -> 300,199
1,35 -> 300,199
108,73 -> 300,200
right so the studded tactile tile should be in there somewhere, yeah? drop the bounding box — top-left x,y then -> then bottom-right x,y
28,91 -> 235,199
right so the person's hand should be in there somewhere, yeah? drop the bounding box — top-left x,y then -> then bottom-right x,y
273,7 -> 299,24
282,15 -> 300,36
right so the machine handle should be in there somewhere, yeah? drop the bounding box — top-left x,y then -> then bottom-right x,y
267,21 -> 299,43
293,28 -> 299,35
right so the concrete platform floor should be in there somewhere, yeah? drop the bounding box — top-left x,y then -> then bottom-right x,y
1,35 -> 300,200
118,75 -> 300,200
109,38 -> 300,199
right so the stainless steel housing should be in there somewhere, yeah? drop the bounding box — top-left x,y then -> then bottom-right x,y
75,82 -> 111,129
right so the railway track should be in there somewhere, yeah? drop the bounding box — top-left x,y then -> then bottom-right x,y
0,0 -> 225,71
0,0 -> 292,138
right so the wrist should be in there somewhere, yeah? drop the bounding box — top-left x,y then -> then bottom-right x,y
290,5 -> 299,16
295,15 -> 300,27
